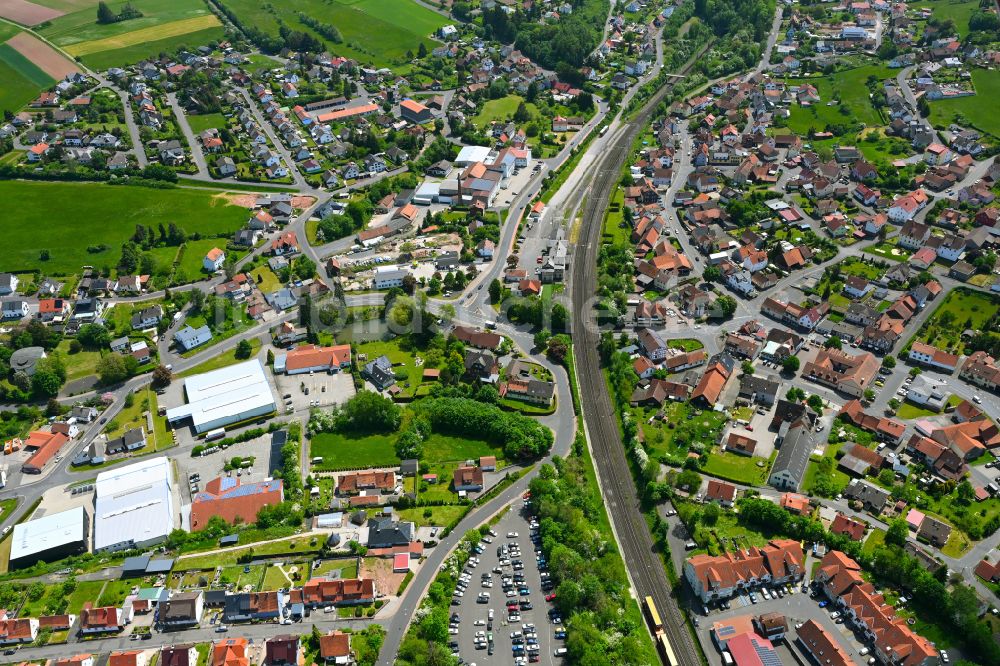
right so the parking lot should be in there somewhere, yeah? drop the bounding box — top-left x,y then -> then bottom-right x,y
273,369 -> 356,415
176,431 -> 284,509
449,498 -> 567,665
694,575 -> 873,666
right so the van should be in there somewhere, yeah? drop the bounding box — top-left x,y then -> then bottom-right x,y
554,648 -> 567,656
988,483 -> 998,495
311,457 -> 324,465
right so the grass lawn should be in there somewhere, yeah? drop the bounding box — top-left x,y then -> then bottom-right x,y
864,242 -> 910,262
177,535 -> 322,570
422,433 -> 498,463
96,579 -> 134,607
802,455 -> 851,497
637,402 -> 728,461
397,504 -> 469,528
310,558 -> 359,580
310,431 -> 398,471
895,402 -> 943,420
862,528 -> 886,555
249,265 -> 282,294
220,0 -> 446,68
187,112 -> 228,135
0,498 -> 16,524
784,64 -> 892,138
176,238 -> 243,281
260,563 -> 294,591
219,564 -> 264,591
702,450 -> 773,486
0,40 -> 55,115
667,338 -> 705,352
474,95 -> 539,129
57,339 -> 104,382
179,339 -> 260,377
928,68 -> 1000,137
916,288 -> 1000,354
67,580 -> 107,614
941,528 -> 970,558
1,181 -> 248,276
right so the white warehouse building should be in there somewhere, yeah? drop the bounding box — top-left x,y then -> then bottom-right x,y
94,457 -> 175,552
165,359 -> 277,434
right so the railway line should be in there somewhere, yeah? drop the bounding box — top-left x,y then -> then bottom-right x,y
569,44 -> 711,666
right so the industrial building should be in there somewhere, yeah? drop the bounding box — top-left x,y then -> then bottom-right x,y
9,506 -> 89,570
165,360 -> 277,434
94,457 -> 175,552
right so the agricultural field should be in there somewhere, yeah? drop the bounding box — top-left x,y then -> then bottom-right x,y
38,0 -> 223,68
220,0 -> 447,67
0,181 -> 249,275
0,27 -> 55,115
928,68 -> 1000,139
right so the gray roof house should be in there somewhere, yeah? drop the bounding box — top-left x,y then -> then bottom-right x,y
768,420 -> 812,491
366,517 -> 415,548
175,325 -> 212,351
362,355 -> 396,391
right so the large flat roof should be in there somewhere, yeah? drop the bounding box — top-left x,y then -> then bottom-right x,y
94,456 -> 174,551
165,359 -> 275,432
10,506 -> 87,561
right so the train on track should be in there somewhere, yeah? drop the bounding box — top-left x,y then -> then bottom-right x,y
645,595 -> 679,666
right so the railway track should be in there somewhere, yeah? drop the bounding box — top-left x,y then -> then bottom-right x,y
569,45 -> 711,666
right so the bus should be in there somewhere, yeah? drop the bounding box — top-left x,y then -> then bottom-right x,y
599,125 -> 609,137
205,428 -> 226,442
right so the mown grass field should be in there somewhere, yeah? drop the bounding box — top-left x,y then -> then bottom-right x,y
473,94 -> 540,129
928,68 -> 1000,138
187,112 -> 228,135
310,431 -> 398,470
221,0 -> 447,67
0,181 -> 248,275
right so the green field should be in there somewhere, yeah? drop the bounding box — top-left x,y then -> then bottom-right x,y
187,112 -> 228,135
310,431 -> 398,470
702,450 -> 772,486
784,65 -> 893,138
79,25 -> 225,70
57,338 -> 104,382
422,433 -> 497,463
39,0 -> 215,48
221,0 -> 447,67
397,504 -> 468,528
473,95 -> 540,129
928,68 -> 1000,138
915,0 -> 981,38
1,181 -> 248,275
180,339 -> 261,376
916,288 -> 1000,354
0,39 -> 55,115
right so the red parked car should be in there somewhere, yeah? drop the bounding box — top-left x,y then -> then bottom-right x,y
545,593 -> 556,602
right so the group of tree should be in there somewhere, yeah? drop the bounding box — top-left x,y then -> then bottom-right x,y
96,1 -> 142,24
416,396 -> 553,460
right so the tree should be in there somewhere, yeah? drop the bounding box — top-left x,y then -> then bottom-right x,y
336,391 -> 402,432
882,355 -> 896,369
97,353 -> 129,384
824,335 -> 842,350
714,295 -> 737,319
807,394 -> 824,413
77,323 -> 111,349
956,480 -> 975,505
514,101 -> 530,123
886,518 -> 908,546
741,360 -> 755,375
786,386 -> 806,402
417,42 -> 428,58
96,1 -> 115,24
488,278 -> 502,304
782,355 -> 801,374
546,335 -> 568,364
152,364 -> 173,387
863,388 -> 876,402
702,265 -> 722,282
702,501 -> 721,526
32,370 -> 62,398
235,339 -> 253,359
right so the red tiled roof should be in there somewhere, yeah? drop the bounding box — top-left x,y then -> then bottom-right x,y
284,344 -> 351,372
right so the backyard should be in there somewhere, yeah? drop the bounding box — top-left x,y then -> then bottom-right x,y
636,402 -> 728,462
702,450 -> 773,486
